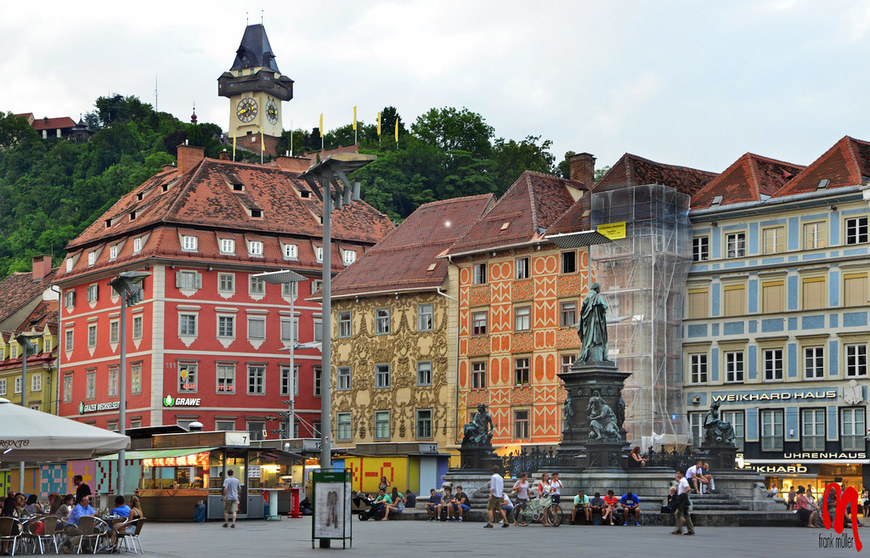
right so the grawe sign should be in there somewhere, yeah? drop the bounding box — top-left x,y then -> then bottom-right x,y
821,483 -> 863,552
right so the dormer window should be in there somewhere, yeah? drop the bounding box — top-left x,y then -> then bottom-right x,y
182,235 -> 198,252
109,245 -> 118,260
249,241 -> 263,256
300,191 -> 311,199
87,251 -> 96,267
130,210 -> 137,220
249,208 -> 263,218
162,184 -> 168,192
66,259 -> 73,272
105,219 -> 112,228
284,244 -> 298,260
316,247 -> 324,263
137,193 -> 144,201
133,238 -> 142,254
221,238 -> 235,254
343,250 -> 356,265
233,183 -> 243,191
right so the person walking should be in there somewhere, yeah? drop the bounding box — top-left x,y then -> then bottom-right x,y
672,470 -> 694,535
484,466 -> 509,528
222,469 -> 241,528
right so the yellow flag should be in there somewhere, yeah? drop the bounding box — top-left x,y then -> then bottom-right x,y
394,118 -> 399,143
377,112 -> 381,136
353,106 -> 357,131
261,133 -> 265,152
232,135 -> 236,158
320,114 -> 323,137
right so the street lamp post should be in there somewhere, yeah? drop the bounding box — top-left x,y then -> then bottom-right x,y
15,332 -> 38,493
253,269 -> 305,440
299,153 -> 375,470
108,271 -> 149,498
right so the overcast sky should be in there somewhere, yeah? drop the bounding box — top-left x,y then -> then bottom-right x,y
3,0 -> 870,174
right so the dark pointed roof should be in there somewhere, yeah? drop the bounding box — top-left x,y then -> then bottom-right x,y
231,24 -> 280,72
691,153 -> 804,209
594,153 -> 718,196
331,194 -> 495,297
772,136 -> 870,198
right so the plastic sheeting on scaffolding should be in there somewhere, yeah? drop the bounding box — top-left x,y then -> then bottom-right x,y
589,184 -> 692,448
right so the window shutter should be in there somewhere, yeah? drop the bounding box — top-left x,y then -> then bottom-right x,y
71,291 -> 76,305
94,285 -> 99,300
176,271 -> 182,288
195,273 -> 203,289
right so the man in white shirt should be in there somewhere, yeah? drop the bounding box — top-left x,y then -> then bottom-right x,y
671,470 -> 695,535
484,466 -> 509,528
686,460 -> 708,494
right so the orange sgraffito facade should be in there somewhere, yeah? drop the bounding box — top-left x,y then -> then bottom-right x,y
456,247 -> 593,448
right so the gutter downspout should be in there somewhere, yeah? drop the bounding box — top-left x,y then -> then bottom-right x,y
50,285 -> 61,416
436,282 -> 461,450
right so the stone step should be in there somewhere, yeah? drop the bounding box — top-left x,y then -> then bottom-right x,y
376,507 -> 798,527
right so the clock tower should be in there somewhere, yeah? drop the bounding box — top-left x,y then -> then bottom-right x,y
218,23 -> 293,156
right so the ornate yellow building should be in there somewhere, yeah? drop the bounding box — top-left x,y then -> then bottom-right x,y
330,195 -> 493,457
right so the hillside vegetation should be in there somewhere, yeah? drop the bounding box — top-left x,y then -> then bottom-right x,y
0,96 -> 566,278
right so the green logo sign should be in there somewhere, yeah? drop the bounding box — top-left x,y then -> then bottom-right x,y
78,402 -> 84,415
163,394 -> 175,407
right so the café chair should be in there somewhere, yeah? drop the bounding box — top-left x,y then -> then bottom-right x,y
0,517 -> 21,556
119,519 -> 145,554
75,516 -> 104,555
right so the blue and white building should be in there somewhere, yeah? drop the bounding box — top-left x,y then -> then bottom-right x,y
683,137 -> 870,492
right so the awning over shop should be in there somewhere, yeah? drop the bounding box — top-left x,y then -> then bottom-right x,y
96,447 -> 217,467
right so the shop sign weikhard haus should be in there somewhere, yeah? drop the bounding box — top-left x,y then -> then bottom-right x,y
711,389 -> 837,403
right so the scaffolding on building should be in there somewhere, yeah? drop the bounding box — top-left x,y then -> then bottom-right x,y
589,184 -> 692,448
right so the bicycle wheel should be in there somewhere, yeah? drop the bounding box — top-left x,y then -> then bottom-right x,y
514,502 -> 530,526
550,504 -> 563,526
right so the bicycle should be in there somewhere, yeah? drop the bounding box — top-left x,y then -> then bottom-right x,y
511,493 -> 562,526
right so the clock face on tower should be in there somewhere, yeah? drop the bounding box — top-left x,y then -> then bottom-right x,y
266,100 -> 279,124
236,97 -> 258,123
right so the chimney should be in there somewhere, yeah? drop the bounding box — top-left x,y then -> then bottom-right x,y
276,154 -> 313,174
568,152 -> 596,186
218,150 -> 230,161
177,145 -> 205,174
32,255 -> 51,281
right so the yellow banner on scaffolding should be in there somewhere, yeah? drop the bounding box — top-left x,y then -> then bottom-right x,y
597,222 -> 626,240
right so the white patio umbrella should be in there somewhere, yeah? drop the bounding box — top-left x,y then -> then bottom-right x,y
0,398 -> 129,462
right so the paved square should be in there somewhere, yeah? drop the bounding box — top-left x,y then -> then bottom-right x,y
135,519 -> 863,557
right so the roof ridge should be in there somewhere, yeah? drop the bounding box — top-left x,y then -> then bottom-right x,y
418,193 -> 494,209
844,136 -> 864,182
624,152 -> 716,175
525,173 -> 539,230
743,152 -> 805,169
745,154 -> 762,200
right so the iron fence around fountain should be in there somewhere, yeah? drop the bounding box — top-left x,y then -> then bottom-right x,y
501,446 -> 575,477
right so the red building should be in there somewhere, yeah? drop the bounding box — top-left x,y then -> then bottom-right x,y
54,146 -> 393,439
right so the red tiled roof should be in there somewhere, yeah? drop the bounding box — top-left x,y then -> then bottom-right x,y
691,153 -> 804,209
17,300 -> 58,334
773,136 -> 870,198
447,172 -> 585,255
31,117 -> 77,130
60,156 -> 394,280
331,194 -> 495,297
594,153 -> 718,196
0,269 -> 57,325
544,196 -> 592,236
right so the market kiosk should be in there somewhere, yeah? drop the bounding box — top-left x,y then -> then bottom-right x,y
97,430 -> 301,521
